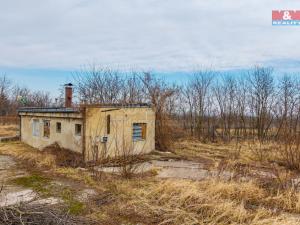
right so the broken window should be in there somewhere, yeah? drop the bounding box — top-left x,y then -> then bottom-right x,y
43,120 -> 50,138
75,124 -> 82,136
56,122 -> 61,133
132,123 -> 147,141
107,115 -> 110,134
32,119 -> 39,137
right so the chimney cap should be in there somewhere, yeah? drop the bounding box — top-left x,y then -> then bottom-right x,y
64,83 -> 73,87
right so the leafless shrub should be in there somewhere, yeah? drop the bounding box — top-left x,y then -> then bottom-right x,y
215,159 -> 251,181
271,165 -> 297,190
42,143 -> 84,168
277,133 -> 300,170
0,75 -> 12,116
116,144 -> 146,179
140,72 -> 178,151
0,203 -> 95,225
248,139 -> 272,162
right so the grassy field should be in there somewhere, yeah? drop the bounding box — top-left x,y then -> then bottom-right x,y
1,140 -> 300,224
173,138 -> 284,169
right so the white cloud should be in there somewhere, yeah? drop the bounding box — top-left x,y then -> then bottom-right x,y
0,0 -> 300,71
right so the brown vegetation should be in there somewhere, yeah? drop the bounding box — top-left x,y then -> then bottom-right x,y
0,116 -> 19,125
0,125 -> 18,137
120,179 -> 300,225
0,202 -> 95,225
0,142 -> 83,169
1,141 -> 300,224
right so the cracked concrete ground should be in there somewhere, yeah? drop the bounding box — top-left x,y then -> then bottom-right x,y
0,154 -> 97,209
0,155 -> 35,207
0,155 -> 63,207
95,159 -> 233,180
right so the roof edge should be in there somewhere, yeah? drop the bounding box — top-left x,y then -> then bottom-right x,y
80,103 -> 152,108
18,107 -> 81,113
18,103 -> 152,114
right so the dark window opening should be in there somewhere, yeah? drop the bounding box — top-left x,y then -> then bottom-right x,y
75,124 -> 82,136
132,123 -> 147,141
56,122 -> 61,133
107,115 -> 110,134
43,120 -> 50,138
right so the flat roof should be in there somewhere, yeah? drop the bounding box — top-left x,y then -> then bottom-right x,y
81,103 -> 152,108
18,103 -> 152,114
18,107 -> 81,113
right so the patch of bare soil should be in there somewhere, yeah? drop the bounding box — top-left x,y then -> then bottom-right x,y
0,155 -> 27,183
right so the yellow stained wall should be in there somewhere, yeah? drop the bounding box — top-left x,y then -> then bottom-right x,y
84,107 -> 155,161
19,112 -> 83,153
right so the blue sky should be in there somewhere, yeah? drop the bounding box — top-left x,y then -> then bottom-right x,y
1,0 -> 300,96
3,65 -> 299,97
0,67 -> 73,96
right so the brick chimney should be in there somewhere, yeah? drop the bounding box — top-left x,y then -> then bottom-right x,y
64,83 -> 73,108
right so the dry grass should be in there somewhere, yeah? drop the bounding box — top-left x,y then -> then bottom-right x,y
173,138 -> 280,166
91,178 -> 300,225
2,141 -> 300,224
55,167 -> 96,186
0,125 -> 18,137
0,142 -> 84,169
0,142 -> 57,168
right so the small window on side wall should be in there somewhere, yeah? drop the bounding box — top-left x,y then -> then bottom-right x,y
32,119 -> 39,137
56,122 -> 61,133
43,120 -> 50,138
75,124 -> 82,136
132,123 -> 147,141
107,115 -> 110,134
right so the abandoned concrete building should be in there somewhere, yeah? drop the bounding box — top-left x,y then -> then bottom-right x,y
18,84 -> 155,162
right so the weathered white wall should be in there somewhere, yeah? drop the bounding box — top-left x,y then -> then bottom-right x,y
20,112 -> 83,153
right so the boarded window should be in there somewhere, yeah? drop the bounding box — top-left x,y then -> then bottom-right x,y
132,123 -> 147,141
32,119 -> 39,137
107,115 -> 110,134
56,122 -> 61,133
75,124 -> 82,136
43,120 -> 50,138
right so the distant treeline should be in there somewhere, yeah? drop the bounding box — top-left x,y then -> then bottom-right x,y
0,76 -> 52,115
72,66 -> 300,145
1,66 -> 300,147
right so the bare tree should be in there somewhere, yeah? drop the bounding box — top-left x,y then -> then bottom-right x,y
140,72 -> 178,151
185,70 -> 215,140
11,86 -> 52,108
213,74 -> 238,141
0,75 -> 12,115
247,66 -> 275,140
235,76 -> 248,138
73,66 -> 125,104
275,75 -> 299,137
